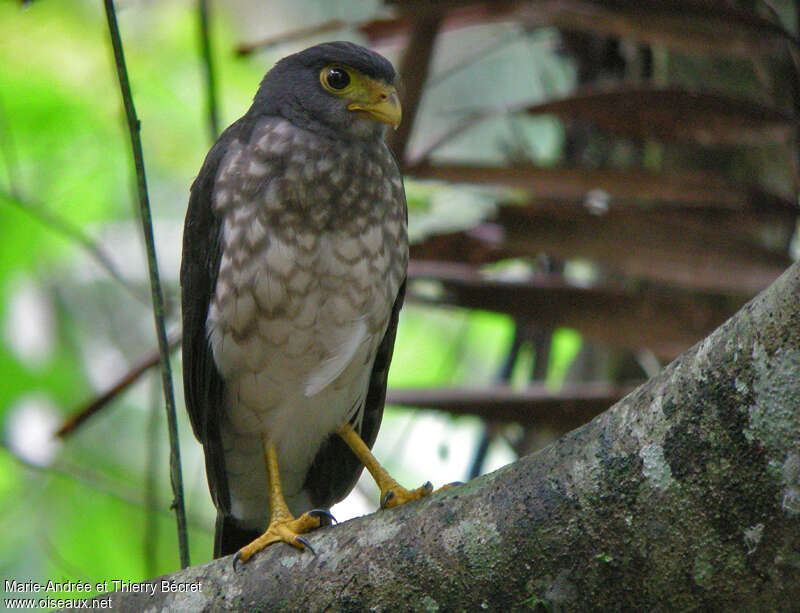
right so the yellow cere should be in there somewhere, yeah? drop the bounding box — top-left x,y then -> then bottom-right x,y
319,64 -> 402,129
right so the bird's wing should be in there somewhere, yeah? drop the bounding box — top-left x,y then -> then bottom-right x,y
180,119 -> 248,515
304,318 -> 369,397
302,279 -> 406,508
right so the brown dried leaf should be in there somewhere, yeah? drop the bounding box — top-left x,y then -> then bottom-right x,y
389,0 -> 799,57
407,263 -> 744,358
525,86 -> 794,146
409,163 -> 748,207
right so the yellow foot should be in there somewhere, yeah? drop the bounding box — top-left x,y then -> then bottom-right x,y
233,509 -> 333,567
380,480 -> 433,509
380,481 -> 462,509
335,422 -> 462,511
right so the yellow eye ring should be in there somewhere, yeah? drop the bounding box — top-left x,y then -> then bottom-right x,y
320,66 -> 352,92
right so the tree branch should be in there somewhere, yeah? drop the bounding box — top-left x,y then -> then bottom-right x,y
87,260 -> 800,611
386,13 -> 441,162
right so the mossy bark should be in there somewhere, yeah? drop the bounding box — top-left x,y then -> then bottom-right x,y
81,262 -> 800,612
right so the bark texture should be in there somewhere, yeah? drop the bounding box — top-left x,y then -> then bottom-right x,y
83,261 -> 800,612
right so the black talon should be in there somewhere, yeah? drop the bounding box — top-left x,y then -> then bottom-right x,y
295,536 -> 316,556
232,551 -> 243,571
380,490 -> 395,509
309,508 -> 337,525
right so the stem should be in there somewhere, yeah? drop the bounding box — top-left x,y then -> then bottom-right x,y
197,0 -> 220,142
102,0 -> 190,569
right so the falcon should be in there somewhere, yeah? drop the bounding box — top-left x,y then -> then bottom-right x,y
181,41 -> 435,564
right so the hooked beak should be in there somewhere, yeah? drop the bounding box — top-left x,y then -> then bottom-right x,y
348,83 -> 402,130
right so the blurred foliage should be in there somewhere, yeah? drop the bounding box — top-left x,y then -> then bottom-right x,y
0,0 -> 280,591
4,0 -> 796,603
0,0 -> 578,596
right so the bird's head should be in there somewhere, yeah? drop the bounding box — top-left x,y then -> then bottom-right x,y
251,41 -> 401,141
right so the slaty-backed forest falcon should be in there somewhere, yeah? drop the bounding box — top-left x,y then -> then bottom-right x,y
181,42 -> 439,563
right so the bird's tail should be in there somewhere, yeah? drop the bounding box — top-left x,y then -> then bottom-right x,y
214,514 -> 261,559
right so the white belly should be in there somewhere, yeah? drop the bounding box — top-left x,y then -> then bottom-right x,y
207,226 -> 399,526
217,341 -> 377,526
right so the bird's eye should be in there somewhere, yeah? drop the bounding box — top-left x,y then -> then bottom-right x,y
324,68 -> 350,90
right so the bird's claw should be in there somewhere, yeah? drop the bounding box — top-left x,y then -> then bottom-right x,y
308,508 -> 337,526
295,536 -> 316,556
380,480 -> 434,509
441,481 -> 463,490
232,510 -> 323,568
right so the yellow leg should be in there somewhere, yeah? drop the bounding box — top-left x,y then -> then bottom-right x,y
234,439 -> 325,564
337,423 -> 434,509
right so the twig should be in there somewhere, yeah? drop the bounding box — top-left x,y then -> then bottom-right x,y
407,109 -> 493,165
0,89 -> 23,198
144,376 -> 163,578
235,19 -> 348,56
56,332 -> 181,438
1,440 -> 210,534
0,73 -> 147,304
103,0 -> 190,569
466,326 -> 523,480
0,189 -> 148,303
426,28 -> 523,88
407,99 -> 534,166
233,15 -> 410,57
197,0 -> 220,142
